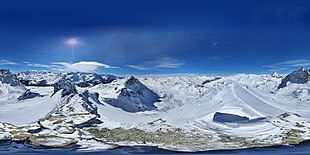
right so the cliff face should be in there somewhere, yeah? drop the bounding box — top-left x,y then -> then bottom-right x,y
278,68 -> 310,89
53,79 -> 77,96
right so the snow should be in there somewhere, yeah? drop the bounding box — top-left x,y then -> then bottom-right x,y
99,76 -> 159,112
17,71 -> 62,86
0,87 -> 60,125
62,72 -> 117,87
1,68 -> 310,151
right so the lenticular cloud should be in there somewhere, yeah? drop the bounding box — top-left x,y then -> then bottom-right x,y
52,61 -> 115,73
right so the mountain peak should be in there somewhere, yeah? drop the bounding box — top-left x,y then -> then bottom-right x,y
62,72 -> 117,87
278,68 -> 310,89
124,76 -> 139,86
298,67 -> 306,72
53,79 -> 77,96
103,76 -> 159,112
0,69 -> 11,75
0,69 -> 22,86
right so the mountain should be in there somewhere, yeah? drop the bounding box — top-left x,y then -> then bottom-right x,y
62,72 -> 117,87
94,76 -> 160,112
17,71 -> 62,86
17,71 -> 118,87
0,69 -> 26,102
0,69 -> 22,86
52,78 -> 78,96
18,89 -> 44,101
278,68 -> 310,88
1,71 -> 310,152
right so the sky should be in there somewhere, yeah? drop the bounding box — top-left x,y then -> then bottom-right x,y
1,0 -> 310,75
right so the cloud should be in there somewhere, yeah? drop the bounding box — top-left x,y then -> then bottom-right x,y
206,41 -> 218,48
52,61 -> 116,73
0,59 -> 116,73
126,57 -> 185,70
125,65 -> 149,71
20,61 -> 51,68
208,56 -> 222,60
0,59 -> 18,65
263,59 -> 310,72
26,63 -> 51,68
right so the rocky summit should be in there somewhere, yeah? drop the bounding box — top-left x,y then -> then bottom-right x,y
278,68 -> 310,89
0,69 -> 22,86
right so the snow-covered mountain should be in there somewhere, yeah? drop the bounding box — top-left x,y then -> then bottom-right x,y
278,68 -> 310,88
92,76 -> 160,112
53,78 -> 78,96
17,71 -> 62,86
62,72 -> 117,87
1,68 -> 310,152
17,71 -> 118,87
0,69 -> 22,86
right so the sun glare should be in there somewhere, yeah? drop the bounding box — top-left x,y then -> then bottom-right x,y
67,38 -> 78,45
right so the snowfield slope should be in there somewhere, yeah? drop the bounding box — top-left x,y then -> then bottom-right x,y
1,69 -> 310,151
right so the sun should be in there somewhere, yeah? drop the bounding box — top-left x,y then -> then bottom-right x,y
67,38 -> 78,45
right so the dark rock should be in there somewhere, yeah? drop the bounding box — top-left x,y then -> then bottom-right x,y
52,79 -> 77,96
213,112 -> 249,123
0,69 -> 21,86
18,89 -> 44,101
278,68 -> 310,89
202,77 -> 221,85
79,90 -> 99,115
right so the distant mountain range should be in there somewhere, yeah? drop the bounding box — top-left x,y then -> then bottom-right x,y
0,68 -> 310,152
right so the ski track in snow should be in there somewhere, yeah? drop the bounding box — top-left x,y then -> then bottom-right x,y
232,82 -> 284,117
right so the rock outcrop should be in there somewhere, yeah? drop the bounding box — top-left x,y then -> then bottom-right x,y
0,69 -> 21,86
53,79 -> 77,96
18,89 -> 44,101
104,76 -> 160,112
278,68 -> 310,89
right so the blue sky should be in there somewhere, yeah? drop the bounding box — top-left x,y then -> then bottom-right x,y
1,0 -> 310,75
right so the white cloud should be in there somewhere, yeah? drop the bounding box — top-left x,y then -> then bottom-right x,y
26,63 -> 51,68
126,57 -> 185,70
125,65 -> 149,70
52,61 -> 116,73
0,59 -> 116,73
263,59 -> 310,72
0,59 -> 18,65
206,41 -> 218,48
208,56 -> 222,60
20,61 -> 52,68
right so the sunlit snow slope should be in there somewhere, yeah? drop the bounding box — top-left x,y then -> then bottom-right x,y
1,68 -> 310,151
